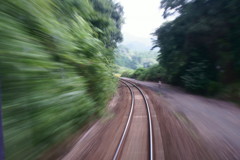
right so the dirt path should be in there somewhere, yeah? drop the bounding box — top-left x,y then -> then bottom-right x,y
126,78 -> 240,160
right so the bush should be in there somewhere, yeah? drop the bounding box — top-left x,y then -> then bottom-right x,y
124,65 -> 166,82
181,62 -> 210,93
206,81 -> 222,95
139,65 -> 166,81
219,83 -> 240,103
121,71 -> 133,77
0,0 -> 122,159
131,68 -> 146,79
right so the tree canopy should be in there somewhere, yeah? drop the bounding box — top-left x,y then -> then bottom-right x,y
153,0 -> 240,94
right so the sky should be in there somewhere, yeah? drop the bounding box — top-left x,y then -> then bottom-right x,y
115,0 -> 165,51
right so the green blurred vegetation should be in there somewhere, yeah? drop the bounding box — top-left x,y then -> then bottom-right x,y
0,0 -> 123,159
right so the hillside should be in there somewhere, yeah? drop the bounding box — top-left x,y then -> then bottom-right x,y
115,45 -> 158,72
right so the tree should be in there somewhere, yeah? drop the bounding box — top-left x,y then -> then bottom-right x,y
153,0 -> 240,93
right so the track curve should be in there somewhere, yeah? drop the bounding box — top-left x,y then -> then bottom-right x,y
112,79 -> 154,160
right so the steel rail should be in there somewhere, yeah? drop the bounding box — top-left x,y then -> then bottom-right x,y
121,79 -> 154,160
112,81 -> 135,160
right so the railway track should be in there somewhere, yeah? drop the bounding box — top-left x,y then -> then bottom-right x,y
113,79 -> 153,160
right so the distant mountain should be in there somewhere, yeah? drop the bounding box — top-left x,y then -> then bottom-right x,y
115,45 -> 158,72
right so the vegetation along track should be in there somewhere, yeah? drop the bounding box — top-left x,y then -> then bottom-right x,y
113,79 -> 153,160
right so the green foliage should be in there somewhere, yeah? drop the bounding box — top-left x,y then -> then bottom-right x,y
130,68 -> 146,79
90,0 -> 123,48
153,0 -> 240,95
220,83 -> 240,103
115,45 -> 158,70
0,0 -> 122,159
139,65 -> 166,81
181,61 -> 210,93
121,70 -> 134,77
161,0 -> 186,18
123,65 -> 165,82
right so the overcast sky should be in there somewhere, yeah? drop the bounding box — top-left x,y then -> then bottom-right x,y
116,0 -> 165,50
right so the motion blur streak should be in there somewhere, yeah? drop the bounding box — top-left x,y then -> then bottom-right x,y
0,82 -> 4,160
0,0 -> 123,159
